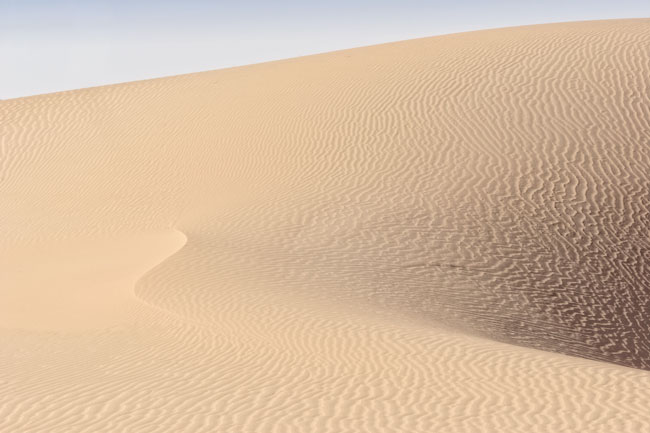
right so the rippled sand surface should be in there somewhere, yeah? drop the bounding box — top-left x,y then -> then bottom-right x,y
1,19 -> 650,432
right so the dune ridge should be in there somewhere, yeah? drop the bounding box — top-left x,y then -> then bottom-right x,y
1,19 -> 650,432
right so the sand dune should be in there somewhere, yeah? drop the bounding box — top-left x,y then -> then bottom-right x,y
1,19 -> 650,432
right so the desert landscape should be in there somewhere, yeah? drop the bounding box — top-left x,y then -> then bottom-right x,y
1,18 -> 650,432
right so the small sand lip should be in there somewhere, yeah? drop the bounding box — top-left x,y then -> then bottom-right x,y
0,230 -> 186,331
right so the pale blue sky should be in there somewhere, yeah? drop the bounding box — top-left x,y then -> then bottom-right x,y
1,0 -> 649,99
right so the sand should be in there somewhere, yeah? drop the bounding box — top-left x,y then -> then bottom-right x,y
1,19 -> 650,432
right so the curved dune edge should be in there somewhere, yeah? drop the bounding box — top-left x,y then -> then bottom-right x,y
0,230 -> 187,331
2,18 -> 650,432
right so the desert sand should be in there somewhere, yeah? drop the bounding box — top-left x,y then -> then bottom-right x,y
1,19 -> 650,432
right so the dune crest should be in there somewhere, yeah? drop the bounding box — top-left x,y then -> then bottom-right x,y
2,19 -> 650,432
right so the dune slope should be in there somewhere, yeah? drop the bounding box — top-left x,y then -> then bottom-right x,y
1,19 -> 650,432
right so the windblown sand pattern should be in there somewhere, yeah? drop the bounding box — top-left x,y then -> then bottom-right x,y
1,19 -> 650,432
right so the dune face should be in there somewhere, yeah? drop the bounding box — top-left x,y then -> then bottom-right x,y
2,19 -> 650,432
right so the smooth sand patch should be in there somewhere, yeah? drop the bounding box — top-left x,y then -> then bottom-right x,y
0,231 -> 186,331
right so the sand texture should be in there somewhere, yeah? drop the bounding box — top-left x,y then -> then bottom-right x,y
1,19 -> 650,432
